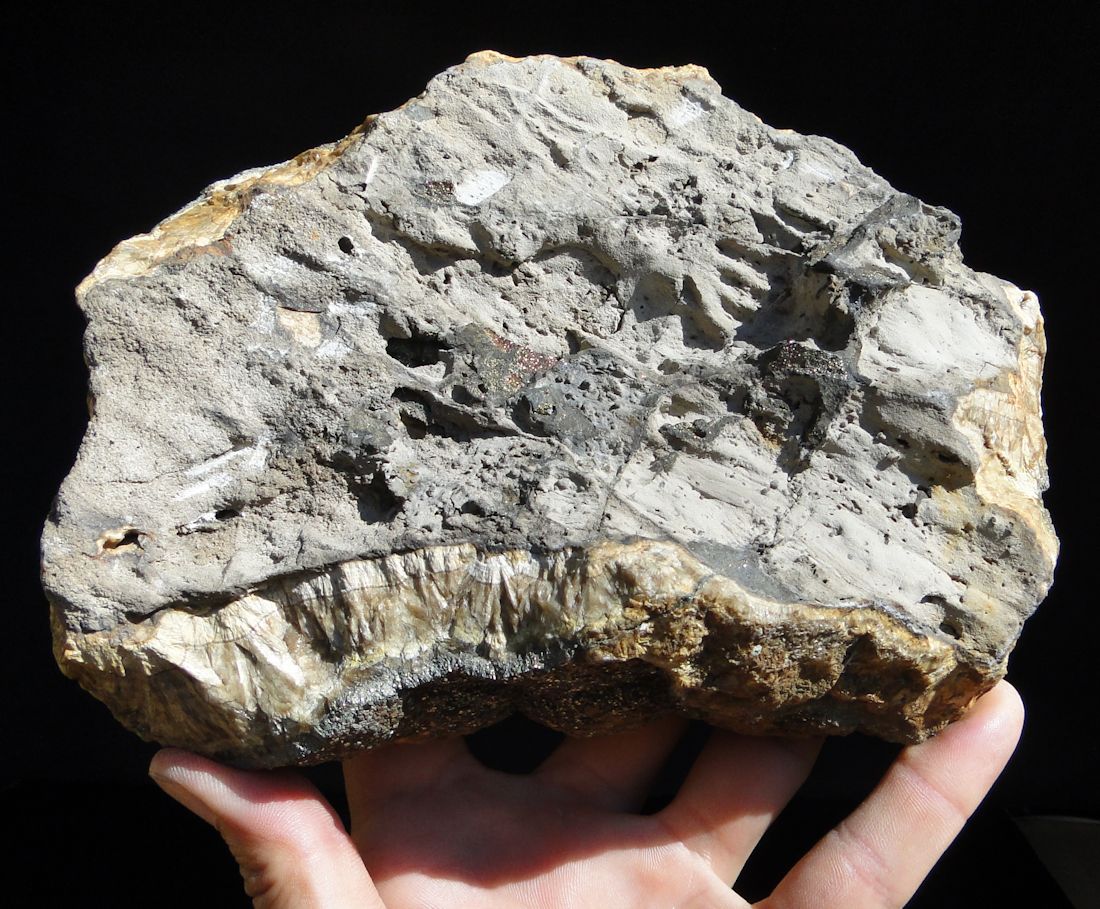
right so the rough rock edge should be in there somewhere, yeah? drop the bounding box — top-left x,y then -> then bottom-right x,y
952,283 -> 1055,569
52,538 -> 996,768
74,51 -> 713,300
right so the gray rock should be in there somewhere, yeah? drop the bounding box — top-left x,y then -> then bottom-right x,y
42,51 -> 1057,767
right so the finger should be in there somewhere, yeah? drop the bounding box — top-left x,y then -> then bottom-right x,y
149,748 -> 383,909
656,730 -> 823,883
534,715 -> 690,811
343,735 -> 479,813
762,680 -> 1025,909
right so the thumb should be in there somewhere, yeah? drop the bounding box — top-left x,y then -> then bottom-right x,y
149,748 -> 385,909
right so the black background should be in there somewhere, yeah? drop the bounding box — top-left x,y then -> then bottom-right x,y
5,4 -> 1097,906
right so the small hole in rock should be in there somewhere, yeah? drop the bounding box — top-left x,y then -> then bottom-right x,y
355,472 -> 403,523
399,410 -> 428,439
338,236 -> 355,254
939,620 -> 962,639
215,508 -> 240,521
101,528 -> 143,551
386,334 -> 449,368
450,385 -> 478,405
460,500 -> 486,516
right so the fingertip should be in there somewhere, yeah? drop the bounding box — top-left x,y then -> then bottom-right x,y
891,677 -> 1025,824
763,680 -> 1026,909
984,678 -> 1025,727
149,749 -> 335,841
148,746 -> 215,788
984,679 -> 1026,755
148,750 -> 384,906
991,675 -> 1023,715
948,678 -> 1025,758
147,748 -> 242,813
148,748 -> 222,826
148,745 -> 186,777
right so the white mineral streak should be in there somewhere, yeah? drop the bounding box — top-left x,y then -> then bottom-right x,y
43,51 -> 1056,765
453,169 -> 511,205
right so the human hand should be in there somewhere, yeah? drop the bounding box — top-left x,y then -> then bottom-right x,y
149,680 -> 1023,909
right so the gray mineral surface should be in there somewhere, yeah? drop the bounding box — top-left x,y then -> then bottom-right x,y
43,51 -> 1057,767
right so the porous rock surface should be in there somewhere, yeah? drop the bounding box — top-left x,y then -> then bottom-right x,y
43,52 -> 1057,767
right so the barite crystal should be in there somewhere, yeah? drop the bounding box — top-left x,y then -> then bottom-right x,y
42,52 -> 1057,767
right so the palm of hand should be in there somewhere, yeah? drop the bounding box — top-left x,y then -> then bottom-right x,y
150,681 -> 1022,909
344,720 -> 802,908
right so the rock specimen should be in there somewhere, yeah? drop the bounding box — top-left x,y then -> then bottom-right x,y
42,52 -> 1057,768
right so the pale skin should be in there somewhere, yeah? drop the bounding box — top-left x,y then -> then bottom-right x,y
149,680 -> 1023,909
